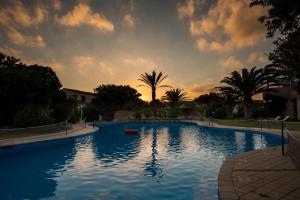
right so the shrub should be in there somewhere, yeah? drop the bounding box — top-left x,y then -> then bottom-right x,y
68,107 -> 80,123
212,107 -> 227,119
83,104 -> 100,121
14,105 -> 54,127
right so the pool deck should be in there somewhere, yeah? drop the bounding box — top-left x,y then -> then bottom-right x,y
198,121 -> 300,200
219,146 -> 300,200
0,125 -> 98,147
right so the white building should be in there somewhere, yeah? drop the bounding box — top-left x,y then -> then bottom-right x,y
62,88 -> 94,107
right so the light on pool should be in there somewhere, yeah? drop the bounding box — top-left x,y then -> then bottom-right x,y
0,123 -> 283,200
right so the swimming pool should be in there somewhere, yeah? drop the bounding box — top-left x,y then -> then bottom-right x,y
0,123 -> 283,200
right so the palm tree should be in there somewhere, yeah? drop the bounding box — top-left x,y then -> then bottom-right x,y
161,88 -> 189,108
138,70 -> 169,102
219,89 -> 239,117
218,67 -> 271,118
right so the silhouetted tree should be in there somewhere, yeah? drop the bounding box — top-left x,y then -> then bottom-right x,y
194,93 -> 225,118
51,90 -> 77,122
161,88 -> 189,108
218,67 -> 271,118
250,0 -> 300,38
251,0 -> 300,92
219,89 -> 239,117
0,53 -> 73,127
264,30 -> 300,91
194,93 -> 223,105
93,84 -> 143,120
138,70 -> 169,102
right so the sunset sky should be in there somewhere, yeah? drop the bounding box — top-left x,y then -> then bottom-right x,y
0,0 -> 274,101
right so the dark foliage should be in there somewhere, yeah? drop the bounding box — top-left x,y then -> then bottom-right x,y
138,70 -> 169,102
161,88 -> 189,108
0,53 -> 73,127
218,67 -> 273,118
194,92 -> 226,118
250,0 -> 300,38
51,91 -> 77,122
194,93 -> 223,104
251,0 -> 300,92
265,30 -> 300,91
93,84 -> 144,120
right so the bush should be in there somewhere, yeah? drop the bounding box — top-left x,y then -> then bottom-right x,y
233,105 -> 244,118
252,103 -> 265,118
14,105 -> 54,127
212,107 -> 227,119
68,107 -> 80,123
51,90 -> 76,122
83,104 -> 100,121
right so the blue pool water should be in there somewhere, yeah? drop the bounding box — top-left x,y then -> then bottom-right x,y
0,123 -> 283,200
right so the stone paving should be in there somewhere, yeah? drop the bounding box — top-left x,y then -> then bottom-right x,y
219,147 -> 300,200
0,125 -> 98,147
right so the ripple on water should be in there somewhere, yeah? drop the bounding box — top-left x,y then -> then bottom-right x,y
0,123 -> 283,200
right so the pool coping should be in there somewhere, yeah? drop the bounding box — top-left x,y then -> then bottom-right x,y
1,120 -> 297,199
205,120 -> 300,200
99,120 -> 295,200
0,125 -> 98,148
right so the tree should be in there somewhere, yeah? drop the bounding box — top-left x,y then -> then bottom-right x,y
138,70 -> 169,102
218,67 -> 271,118
194,92 -> 226,118
51,90 -> 77,122
14,105 -> 54,127
0,52 -> 71,127
194,93 -> 223,105
251,0 -> 300,92
93,84 -> 143,120
219,89 -> 239,117
161,88 -> 189,108
250,0 -> 300,38
265,30 -> 300,91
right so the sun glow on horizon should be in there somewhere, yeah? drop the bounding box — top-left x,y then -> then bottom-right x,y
0,0 -> 271,100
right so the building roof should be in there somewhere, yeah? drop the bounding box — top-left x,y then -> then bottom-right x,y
62,88 -> 94,96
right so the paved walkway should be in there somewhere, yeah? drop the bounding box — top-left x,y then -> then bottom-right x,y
189,120 -> 300,200
0,125 -> 98,147
219,147 -> 300,200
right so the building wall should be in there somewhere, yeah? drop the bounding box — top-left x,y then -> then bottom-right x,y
264,86 -> 298,120
62,89 -> 94,106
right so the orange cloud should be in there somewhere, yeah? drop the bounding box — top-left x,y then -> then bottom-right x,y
219,56 -> 243,69
195,38 -> 232,52
177,0 -> 195,19
74,56 -> 93,75
183,0 -> 267,52
123,14 -> 135,28
52,0 -> 62,11
0,2 -> 47,48
35,35 -> 46,48
190,18 -> 216,36
98,61 -> 117,76
58,3 -> 114,32
246,52 -> 268,64
5,1 -> 47,27
122,57 -> 157,70
0,19 -> 46,47
190,78 -> 217,96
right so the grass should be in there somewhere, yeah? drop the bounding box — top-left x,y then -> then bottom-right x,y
214,119 -> 300,132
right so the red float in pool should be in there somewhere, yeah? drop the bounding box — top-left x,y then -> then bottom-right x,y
125,129 -> 138,134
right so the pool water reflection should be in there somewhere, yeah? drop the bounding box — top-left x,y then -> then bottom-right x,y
0,123 -> 283,200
